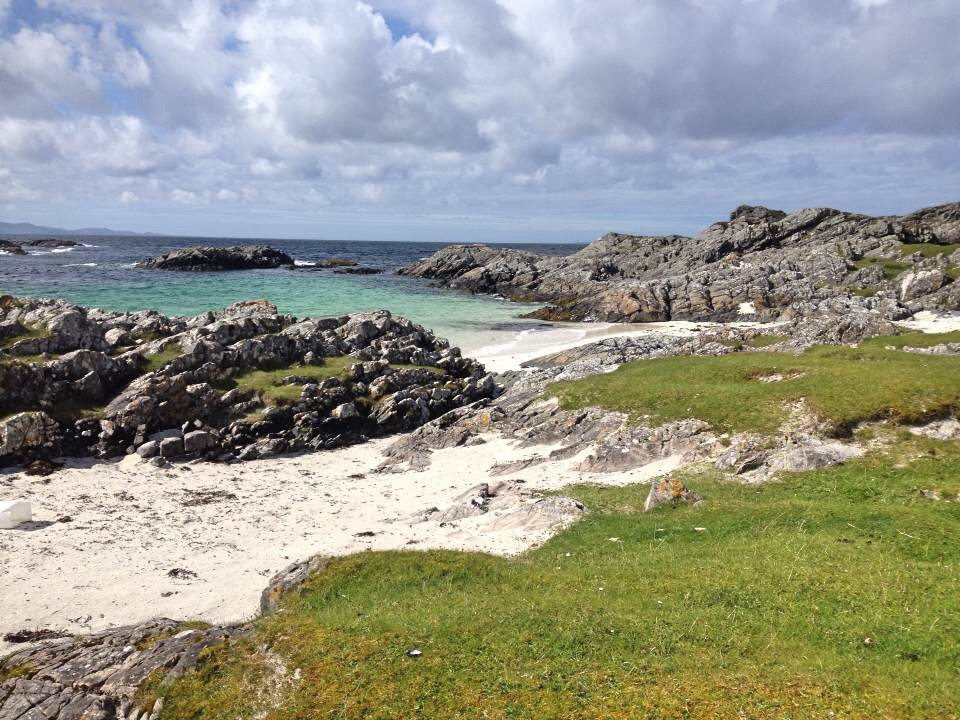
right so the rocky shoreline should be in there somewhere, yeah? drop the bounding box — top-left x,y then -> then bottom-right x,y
0,296 -> 495,466
399,202 -> 960,322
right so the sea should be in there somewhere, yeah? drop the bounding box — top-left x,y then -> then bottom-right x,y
0,236 -> 584,355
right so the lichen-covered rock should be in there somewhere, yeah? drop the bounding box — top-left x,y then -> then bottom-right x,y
643,477 -> 703,512
0,298 -> 496,464
400,201 -> 960,322
0,620 -> 245,720
0,411 -> 61,458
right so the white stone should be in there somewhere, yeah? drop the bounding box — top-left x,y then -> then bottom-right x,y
0,499 -> 31,529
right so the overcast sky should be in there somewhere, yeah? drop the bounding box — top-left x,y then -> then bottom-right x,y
0,0 -> 958,242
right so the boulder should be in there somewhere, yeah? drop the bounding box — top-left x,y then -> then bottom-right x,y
183,430 -> 216,453
643,477 -> 703,512
159,436 -> 184,458
0,411 -> 61,458
136,440 -> 159,458
898,268 -> 946,302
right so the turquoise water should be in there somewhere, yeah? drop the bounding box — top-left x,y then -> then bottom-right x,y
1,236 -> 577,350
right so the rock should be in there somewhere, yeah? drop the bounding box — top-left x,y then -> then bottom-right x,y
908,416 -> 960,440
330,402 -> 360,419
103,327 -> 129,347
333,266 -> 384,275
159,436 -> 184,458
135,245 -> 296,271
715,434 -> 770,474
0,619 -> 245,720
898,268 -> 945,302
183,430 -> 215,454
260,555 -> 332,614
643,477 -> 702,512
399,201 -> 960,322
0,499 -> 31,529
136,440 -> 159,458
0,411 -> 61,458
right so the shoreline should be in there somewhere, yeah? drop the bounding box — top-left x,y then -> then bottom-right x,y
3,308 -> 959,653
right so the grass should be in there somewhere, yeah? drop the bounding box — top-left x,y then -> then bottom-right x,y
547,335 -> 960,436
0,323 -> 50,350
898,242 -> 960,258
148,436 -> 960,719
850,287 -> 880,298
853,258 -> 912,280
744,334 -> 788,348
221,357 -> 446,407
140,345 -> 184,374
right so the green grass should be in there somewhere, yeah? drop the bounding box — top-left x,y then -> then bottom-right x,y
898,243 -> 960,258
850,287 -> 880,298
0,323 -> 50,350
862,331 -> 960,350
140,346 -> 183,374
547,337 -> 960,436
744,334 -> 788,348
221,357 -> 446,407
854,258 -> 912,280
149,437 -> 960,719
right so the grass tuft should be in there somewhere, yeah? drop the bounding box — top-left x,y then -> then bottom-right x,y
854,257 -> 912,280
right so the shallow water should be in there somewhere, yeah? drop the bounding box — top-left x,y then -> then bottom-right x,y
0,236 -> 583,351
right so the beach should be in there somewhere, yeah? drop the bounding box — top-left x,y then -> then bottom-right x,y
0,321 -> 687,652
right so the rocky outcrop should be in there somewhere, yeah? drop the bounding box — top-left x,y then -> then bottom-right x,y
0,238 -> 78,255
135,245 -> 295,271
0,297 -> 496,465
399,202 -> 960,322
0,620 -> 245,720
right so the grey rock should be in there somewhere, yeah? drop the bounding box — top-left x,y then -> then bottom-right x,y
135,440 -> 159,458
159,436 -> 184,458
0,411 -> 61,458
182,430 -> 215,454
643,477 -> 703,512
400,201 -> 960,323
330,402 -> 360,420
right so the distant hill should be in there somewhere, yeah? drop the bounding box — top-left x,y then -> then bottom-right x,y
0,220 -> 161,237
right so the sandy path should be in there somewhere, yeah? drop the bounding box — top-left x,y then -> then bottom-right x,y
0,433 -> 675,653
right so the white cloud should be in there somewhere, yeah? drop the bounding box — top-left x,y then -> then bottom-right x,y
119,190 -> 139,204
170,188 -> 201,204
1,0 -> 958,239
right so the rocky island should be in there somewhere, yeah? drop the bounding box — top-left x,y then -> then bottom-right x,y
135,245 -> 295,271
0,238 -> 80,255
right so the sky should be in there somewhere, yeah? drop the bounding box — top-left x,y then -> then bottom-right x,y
0,0 -> 958,242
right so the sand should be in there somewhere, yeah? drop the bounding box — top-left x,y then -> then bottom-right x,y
895,310 -> 960,334
0,432 -> 678,652
468,319 -> 769,373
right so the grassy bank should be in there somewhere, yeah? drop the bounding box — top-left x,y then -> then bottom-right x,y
547,334 -> 960,435
147,435 -> 959,719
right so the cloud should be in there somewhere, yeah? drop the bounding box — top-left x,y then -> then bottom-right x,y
1,0 -> 958,240
119,190 -> 139,204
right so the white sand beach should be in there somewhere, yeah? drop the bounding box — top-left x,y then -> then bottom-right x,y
0,430 -> 679,653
